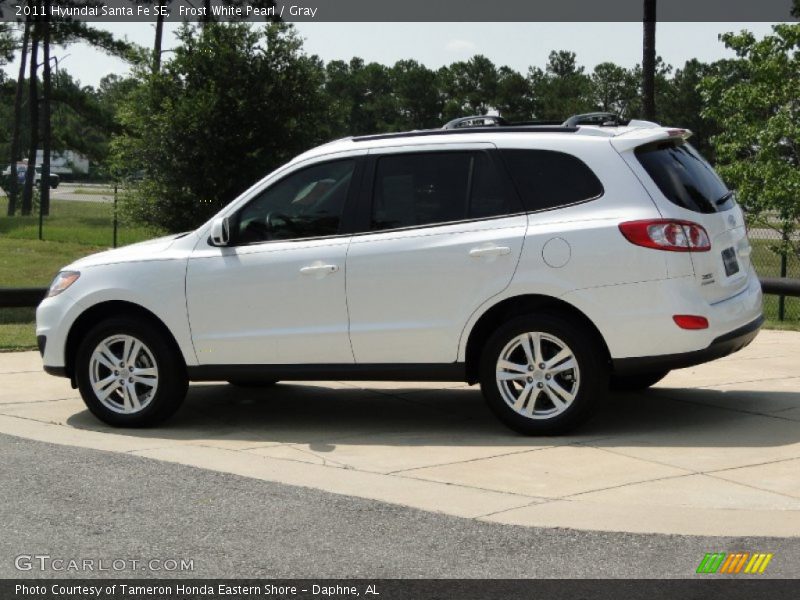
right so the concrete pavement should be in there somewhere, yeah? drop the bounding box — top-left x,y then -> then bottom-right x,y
0,329 -> 798,537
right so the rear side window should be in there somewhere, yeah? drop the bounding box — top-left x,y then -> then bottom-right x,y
500,149 -> 603,211
635,140 -> 733,214
370,151 -> 516,231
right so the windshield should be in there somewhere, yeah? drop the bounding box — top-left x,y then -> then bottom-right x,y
635,140 -> 734,214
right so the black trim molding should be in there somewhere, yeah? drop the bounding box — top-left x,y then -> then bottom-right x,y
187,363 -> 466,383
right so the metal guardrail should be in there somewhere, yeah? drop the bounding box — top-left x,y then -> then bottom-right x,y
0,287 -> 47,308
0,278 -> 799,309
760,278 -> 800,297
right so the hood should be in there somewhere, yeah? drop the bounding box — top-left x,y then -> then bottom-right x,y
68,233 -> 192,270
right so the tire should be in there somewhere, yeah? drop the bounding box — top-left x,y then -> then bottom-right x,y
609,370 -> 670,391
479,313 -> 608,435
75,316 -> 188,427
227,380 -> 279,388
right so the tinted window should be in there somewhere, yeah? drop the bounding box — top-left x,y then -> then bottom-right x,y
235,159 -> 354,244
635,140 -> 732,214
501,149 -> 603,211
469,153 -> 516,219
371,152 -> 515,231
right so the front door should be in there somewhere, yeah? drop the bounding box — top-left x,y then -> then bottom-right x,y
186,158 -> 359,365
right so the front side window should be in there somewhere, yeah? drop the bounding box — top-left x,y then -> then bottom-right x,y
235,159 -> 355,244
500,149 -> 604,212
370,151 -> 515,231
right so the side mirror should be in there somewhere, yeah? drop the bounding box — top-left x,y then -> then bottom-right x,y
210,216 -> 230,247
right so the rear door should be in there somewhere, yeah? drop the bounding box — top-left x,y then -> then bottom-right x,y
345,144 -> 526,364
622,138 -> 751,303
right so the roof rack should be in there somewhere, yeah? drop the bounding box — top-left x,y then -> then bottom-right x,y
352,125 -> 578,142
443,115 -> 572,129
562,112 -> 628,127
350,112 -> 629,143
442,115 -> 510,129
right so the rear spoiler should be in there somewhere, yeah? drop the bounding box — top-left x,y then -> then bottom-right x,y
610,127 -> 693,153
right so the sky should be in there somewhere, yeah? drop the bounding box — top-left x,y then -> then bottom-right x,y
1,21 -> 784,88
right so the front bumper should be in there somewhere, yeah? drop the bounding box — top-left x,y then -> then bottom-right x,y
612,314 -> 763,375
44,365 -> 68,377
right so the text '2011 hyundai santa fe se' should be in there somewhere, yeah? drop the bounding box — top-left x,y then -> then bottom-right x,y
36,113 -> 763,435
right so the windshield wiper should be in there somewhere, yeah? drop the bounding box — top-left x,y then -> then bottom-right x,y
715,191 -> 734,206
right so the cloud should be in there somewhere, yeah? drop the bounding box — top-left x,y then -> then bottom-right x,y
445,39 -> 476,52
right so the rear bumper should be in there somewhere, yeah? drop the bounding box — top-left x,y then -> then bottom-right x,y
612,314 -> 763,375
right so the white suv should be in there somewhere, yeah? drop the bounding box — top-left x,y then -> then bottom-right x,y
36,115 -> 763,434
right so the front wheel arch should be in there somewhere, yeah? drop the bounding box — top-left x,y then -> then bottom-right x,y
65,300 -> 186,383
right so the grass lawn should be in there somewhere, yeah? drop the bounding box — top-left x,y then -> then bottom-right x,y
0,195 -> 161,351
0,237 -> 108,287
1,199 -> 798,351
0,196 -> 154,248
750,237 -> 800,279
0,310 -> 36,352
749,237 -> 800,327
71,187 -> 116,196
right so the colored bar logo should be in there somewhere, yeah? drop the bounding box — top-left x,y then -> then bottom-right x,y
696,552 -> 773,574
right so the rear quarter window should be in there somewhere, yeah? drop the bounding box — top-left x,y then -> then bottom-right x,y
635,140 -> 733,214
500,149 -> 604,212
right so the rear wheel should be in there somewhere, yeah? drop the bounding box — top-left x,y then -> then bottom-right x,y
610,370 -> 670,391
479,313 -> 608,435
75,317 -> 188,427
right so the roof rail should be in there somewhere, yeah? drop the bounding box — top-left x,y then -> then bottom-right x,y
445,113 -> 637,129
442,115 -> 510,129
562,112 -> 627,127
352,125 -> 579,142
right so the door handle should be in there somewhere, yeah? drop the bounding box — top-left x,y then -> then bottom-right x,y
300,263 -> 339,276
469,245 -> 511,258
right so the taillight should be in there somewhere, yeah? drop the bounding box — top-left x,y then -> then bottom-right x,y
673,315 -> 709,330
619,220 -> 711,252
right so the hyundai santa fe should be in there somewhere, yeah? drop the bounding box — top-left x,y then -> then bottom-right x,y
36,113 -> 763,435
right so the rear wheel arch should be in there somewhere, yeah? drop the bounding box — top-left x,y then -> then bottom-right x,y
464,294 -> 611,384
64,301 -> 186,382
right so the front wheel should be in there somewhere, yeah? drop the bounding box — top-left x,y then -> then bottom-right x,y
479,313 -> 608,435
75,317 -> 188,427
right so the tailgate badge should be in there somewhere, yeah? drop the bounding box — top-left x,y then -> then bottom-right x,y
702,273 -> 715,285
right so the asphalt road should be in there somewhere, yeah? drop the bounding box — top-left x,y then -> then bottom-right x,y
0,433 -> 798,580
51,183 -> 115,203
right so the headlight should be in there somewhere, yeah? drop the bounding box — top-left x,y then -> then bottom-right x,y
47,271 -> 80,297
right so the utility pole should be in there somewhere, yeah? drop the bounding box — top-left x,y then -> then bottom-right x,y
41,1 -> 52,218
8,17 -> 31,216
642,0 -> 657,121
22,19 -> 39,216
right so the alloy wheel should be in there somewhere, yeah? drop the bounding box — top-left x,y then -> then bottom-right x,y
495,331 -> 580,420
89,334 -> 159,414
